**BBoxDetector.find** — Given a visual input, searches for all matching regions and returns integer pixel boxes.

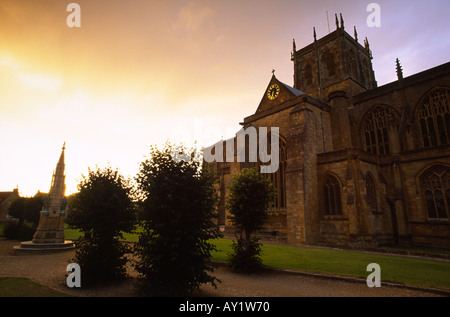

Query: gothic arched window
[265,136,287,210]
[304,63,313,86]
[323,174,342,216]
[421,165,450,219]
[348,49,357,78]
[322,50,336,77]
[418,89,450,148]
[364,106,397,155]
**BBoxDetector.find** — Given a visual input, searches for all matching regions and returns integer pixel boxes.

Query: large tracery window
[421,165,450,219]
[364,106,397,155]
[323,174,342,216]
[418,89,450,148]
[265,136,287,210]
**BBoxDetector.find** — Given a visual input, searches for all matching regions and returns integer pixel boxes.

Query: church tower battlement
[291,13,377,99]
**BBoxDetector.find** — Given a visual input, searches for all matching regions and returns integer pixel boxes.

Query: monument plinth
[14,143,74,253]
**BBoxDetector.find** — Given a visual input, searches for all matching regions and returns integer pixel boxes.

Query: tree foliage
[226,167,273,240]
[67,166,135,286]
[4,194,44,240]
[226,167,273,272]
[7,197,26,224]
[7,195,43,227]
[134,143,221,296]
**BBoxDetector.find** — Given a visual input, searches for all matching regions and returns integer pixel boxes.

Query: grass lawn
[59,226,450,291]
[212,239,450,291]
[63,225,140,242]
[0,277,72,297]
[1,225,449,295]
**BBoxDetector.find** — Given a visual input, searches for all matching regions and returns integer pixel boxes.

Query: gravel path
[0,238,446,297]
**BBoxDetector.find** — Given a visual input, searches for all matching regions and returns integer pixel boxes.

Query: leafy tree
[7,197,27,224]
[4,194,44,240]
[67,166,135,287]
[7,195,43,227]
[25,194,44,228]
[134,143,221,296]
[226,167,274,273]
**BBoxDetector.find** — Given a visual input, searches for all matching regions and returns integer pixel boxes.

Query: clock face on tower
[267,84,280,100]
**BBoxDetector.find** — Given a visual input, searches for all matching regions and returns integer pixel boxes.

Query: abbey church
[210,16,450,248]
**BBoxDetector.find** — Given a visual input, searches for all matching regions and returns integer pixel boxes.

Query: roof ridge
[277,79,304,97]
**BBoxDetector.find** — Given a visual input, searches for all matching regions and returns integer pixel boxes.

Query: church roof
[0,192,14,200]
[252,74,320,116]
[0,189,19,203]
[254,75,306,114]
[279,81,305,97]
[242,74,329,125]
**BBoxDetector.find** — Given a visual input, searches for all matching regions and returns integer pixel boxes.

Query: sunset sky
[1,0,449,197]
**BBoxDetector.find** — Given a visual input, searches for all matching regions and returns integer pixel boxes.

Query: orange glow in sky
[1,0,449,196]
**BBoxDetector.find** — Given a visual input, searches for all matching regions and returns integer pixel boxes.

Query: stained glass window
[364,106,396,155]
[265,137,287,210]
[421,165,450,219]
[323,174,342,216]
[418,89,450,148]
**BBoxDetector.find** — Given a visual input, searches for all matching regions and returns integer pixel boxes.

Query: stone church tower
[210,15,450,249]
[293,15,376,96]
[291,15,376,152]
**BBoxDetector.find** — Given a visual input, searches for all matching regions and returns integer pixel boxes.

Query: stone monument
[15,143,74,253]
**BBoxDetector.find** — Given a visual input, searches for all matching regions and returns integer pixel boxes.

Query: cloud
[174,2,215,33]
[0,53,20,70]
[0,53,63,91]
[16,72,62,91]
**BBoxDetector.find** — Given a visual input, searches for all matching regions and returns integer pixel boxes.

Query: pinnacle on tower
[364,37,369,49]
[396,58,403,80]
[364,37,373,59]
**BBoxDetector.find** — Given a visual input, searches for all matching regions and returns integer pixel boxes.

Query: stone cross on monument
[15,143,74,253]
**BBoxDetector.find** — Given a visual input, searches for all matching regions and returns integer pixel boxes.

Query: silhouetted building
[0,188,19,222]
[211,16,450,248]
